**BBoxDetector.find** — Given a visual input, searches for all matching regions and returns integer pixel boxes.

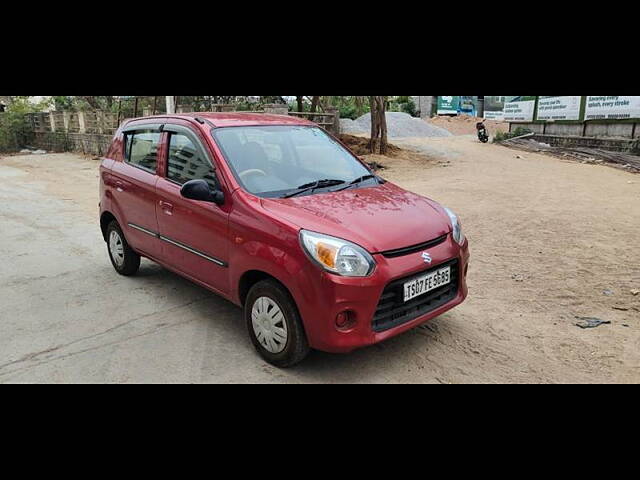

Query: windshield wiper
[331,174,380,192]
[282,179,346,198]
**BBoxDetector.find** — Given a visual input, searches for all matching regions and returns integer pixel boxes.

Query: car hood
[260,182,451,253]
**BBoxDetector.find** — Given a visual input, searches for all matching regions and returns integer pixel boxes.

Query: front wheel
[245,279,310,367]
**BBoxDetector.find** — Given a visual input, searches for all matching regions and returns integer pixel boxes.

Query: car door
[110,124,162,259]
[155,123,230,295]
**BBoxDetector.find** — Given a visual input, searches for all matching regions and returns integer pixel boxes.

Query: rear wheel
[245,279,310,367]
[106,221,140,276]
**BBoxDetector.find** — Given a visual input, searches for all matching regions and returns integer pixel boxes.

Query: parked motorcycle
[476,121,489,143]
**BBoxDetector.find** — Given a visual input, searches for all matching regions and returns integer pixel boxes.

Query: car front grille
[372,258,459,333]
[379,233,448,258]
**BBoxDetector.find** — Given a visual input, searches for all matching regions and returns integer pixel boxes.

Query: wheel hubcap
[109,230,125,267]
[251,296,288,354]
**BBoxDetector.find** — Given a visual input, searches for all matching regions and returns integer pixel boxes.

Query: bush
[493,127,532,143]
[339,104,362,120]
[0,112,32,152]
[493,130,508,142]
[400,99,417,117]
[0,97,49,152]
[388,97,419,117]
[388,96,418,117]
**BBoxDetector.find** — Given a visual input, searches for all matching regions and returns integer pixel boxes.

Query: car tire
[245,279,310,367]
[106,220,140,276]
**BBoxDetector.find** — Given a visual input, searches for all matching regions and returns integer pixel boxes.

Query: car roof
[126,112,316,128]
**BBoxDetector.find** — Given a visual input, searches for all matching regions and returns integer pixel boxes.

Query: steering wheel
[239,169,267,180]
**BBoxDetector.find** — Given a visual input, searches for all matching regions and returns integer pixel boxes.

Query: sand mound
[427,115,510,136]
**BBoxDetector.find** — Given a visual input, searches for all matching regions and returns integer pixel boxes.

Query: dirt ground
[1,137,639,383]
[338,133,433,170]
[338,134,402,157]
[427,115,510,137]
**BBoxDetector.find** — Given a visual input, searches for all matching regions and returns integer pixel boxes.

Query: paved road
[1,140,639,383]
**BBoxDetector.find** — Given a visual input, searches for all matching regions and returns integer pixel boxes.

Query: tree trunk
[355,96,364,117]
[310,96,320,113]
[369,96,379,153]
[368,96,388,154]
[378,96,388,155]
[296,96,304,112]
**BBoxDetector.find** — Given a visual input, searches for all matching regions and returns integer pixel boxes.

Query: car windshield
[212,125,373,198]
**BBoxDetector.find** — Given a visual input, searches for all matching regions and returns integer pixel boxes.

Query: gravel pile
[340,112,452,139]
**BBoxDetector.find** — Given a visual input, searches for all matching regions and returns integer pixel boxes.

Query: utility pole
[165,96,175,114]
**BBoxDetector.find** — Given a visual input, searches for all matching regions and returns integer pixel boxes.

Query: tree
[0,96,50,152]
[309,96,320,113]
[354,96,367,117]
[369,96,388,154]
[77,96,116,110]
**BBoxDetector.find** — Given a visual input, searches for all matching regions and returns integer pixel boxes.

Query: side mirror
[180,179,224,205]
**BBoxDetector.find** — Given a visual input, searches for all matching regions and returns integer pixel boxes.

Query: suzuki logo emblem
[421,252,432,264]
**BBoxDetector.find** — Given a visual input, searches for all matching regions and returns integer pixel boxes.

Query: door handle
[115,181,125,192]
[159,201,173,215]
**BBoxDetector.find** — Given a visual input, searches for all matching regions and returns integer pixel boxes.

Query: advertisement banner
[437,96,459,115]
[504,99,535,122]
[585,96,640,120]
[459,96,476,116]
[537,96,582,121]
[484,96,509,120]
[484,110,504,120]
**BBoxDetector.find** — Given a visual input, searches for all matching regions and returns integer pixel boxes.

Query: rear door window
[124,130,160,172]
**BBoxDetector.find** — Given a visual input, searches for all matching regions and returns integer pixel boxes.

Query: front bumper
[294,234,470,353]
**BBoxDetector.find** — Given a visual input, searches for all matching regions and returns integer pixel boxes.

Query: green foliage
[0,112,29,151]
[4,96,52,114]
[52,96,76,111]
[400,99,417,116]
[324,96,370,119]
[493,130,508,142]
[389,96,417,117]
[337,103,363,120]
[0,97,50,152]
[493,127,532,142]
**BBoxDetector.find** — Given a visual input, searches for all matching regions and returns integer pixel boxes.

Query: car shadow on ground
[136,261,445,383]
[292,329,444,382]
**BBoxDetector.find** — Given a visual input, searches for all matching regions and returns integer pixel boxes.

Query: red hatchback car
[99,113,469,366]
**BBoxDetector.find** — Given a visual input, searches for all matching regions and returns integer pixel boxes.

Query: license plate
[403,266,451,302]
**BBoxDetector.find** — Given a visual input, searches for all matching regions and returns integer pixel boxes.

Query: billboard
[437,96,460,114]
[484,96,508,120]
[504,97,536,122]
[585,96,640,120]
[459,96,476,116]
[537,96,582,121]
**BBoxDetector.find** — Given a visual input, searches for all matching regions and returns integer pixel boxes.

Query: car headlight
[299,230,375,277]
[444,207,465,245]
